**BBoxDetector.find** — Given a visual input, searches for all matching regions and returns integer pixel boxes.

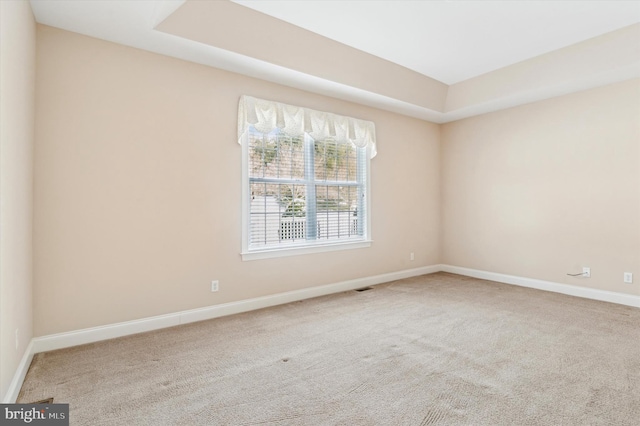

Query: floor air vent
[355,287,373,292]
[31,398,54,404]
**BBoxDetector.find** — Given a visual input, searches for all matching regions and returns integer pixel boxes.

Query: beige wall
[442,79,640,296]
[31,23,640,340]
[34,26,441,336]
[0,0,36,401]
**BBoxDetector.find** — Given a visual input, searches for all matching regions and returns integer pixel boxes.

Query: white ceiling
[233,0,640,85]
[29,0,640,122]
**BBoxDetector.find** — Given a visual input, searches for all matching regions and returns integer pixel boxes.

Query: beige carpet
[18,273,640,425]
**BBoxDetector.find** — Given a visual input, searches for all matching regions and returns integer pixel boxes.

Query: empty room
[1,0,639,424]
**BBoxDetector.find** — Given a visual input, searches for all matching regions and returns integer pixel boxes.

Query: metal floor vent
[31,398,54,404]
[354,287,373,292]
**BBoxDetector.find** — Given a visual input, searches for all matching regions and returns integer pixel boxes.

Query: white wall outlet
[211,280,219,292]
[582,267,591,278]
[410,252,415,261]
[15,329,19,350]
[623,272,633,284]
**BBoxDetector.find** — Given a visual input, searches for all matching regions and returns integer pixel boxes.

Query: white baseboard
[32,264,441,355]
[441,264,640,308]
[3,340,34,403]
[9,263,637,403]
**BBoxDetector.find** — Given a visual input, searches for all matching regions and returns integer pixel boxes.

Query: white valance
[238,96,377,158]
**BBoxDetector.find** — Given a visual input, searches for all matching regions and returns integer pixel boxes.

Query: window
[238,96,376,260]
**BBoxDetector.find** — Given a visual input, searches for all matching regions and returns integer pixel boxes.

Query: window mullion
[304,134,317,240]
[356,147,366,237]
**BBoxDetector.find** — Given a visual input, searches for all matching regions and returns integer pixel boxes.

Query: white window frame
[241,130,372,261]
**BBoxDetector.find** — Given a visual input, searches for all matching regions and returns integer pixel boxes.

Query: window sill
[241,240,372,261]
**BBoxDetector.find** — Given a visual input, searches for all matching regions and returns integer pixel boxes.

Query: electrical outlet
[582,267,591,278]
[624,272,633,284]
[410,252,415,261]
[211,280,219,292]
